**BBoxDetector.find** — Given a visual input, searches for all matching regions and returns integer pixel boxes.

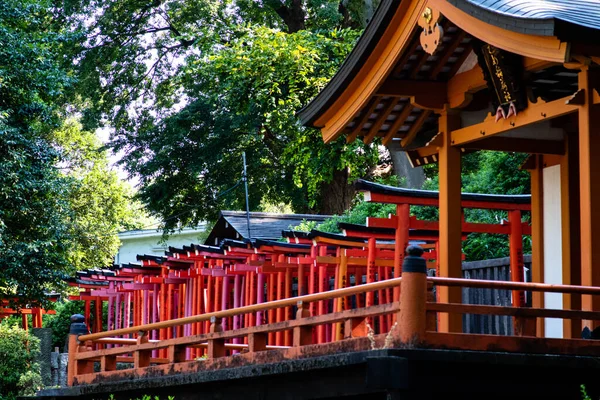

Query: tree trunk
[387,143,425,189]
[319,168,355,215]
[276,0,306,33]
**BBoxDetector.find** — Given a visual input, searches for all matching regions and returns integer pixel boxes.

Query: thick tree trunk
[319,168,355,215]
[276,0,306,33]
[387,143,425,189]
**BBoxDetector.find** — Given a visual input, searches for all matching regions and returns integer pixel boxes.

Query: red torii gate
[67,181,532,358]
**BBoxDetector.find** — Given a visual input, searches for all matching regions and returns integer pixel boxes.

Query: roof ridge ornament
[419,7,443,55]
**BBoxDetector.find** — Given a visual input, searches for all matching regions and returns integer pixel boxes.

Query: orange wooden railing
[67,273,600,386]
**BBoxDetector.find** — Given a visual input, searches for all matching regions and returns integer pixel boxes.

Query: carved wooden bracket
[418,7,443,55]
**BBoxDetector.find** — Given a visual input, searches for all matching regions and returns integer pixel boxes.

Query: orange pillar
[529,155,545,337]
[578,66,600,328]
[438,108,463,333]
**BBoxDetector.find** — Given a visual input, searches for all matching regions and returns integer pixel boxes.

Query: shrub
[43,300,85,351]
[0,323,42,400]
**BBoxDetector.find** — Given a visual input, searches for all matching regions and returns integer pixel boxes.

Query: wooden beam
[363,98,401,144]
[451,95,578,147]
[382,104,414,146]
[447,65,486,109]
[346,96,381,143]
[400,110,432,147]
[437,108,462,333]
[463,137,565,155]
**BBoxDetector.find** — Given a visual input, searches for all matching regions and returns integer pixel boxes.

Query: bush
[43,300,85,350]
[0,323,42,400]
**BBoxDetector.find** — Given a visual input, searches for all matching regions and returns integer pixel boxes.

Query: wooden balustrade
[68,275,600,387]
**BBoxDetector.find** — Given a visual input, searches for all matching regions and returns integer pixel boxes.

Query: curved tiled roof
[450,0,600,33]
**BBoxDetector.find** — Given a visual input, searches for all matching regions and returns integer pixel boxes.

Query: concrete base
[33,348,600,400]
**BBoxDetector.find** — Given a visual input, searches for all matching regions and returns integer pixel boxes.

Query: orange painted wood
[438,110,463,333]
[578,67,600,329]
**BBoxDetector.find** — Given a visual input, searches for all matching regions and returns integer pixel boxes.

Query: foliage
[51,119,147,271]
[0,0,74,307]
[0,126,74,305]
[63,0,380,232]
[293,176,400,233]
[0,323,42,400]
[43,300,84,350]
[0,0,142,306]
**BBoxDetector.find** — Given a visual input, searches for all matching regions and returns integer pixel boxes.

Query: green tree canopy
[0,0,142,305]
[65,0,382,232]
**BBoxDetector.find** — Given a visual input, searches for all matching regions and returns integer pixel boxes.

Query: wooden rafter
[429,31,467,79]
[382,104,414,146]
[346,96,381,143]
[376,79,446,97]
[445,42,474,79]
[363,98,401,144]
[400,110,432,148]
[391,32,421,77]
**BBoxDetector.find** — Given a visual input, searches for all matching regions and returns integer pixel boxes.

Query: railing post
[101,355,117,372]
[293,301,312,347]
[67,314,91,386]
[208,316,225,358]
[398,246,428,345]
[134,330,151,368]
[426,281,437,332]
[167,344,186,363]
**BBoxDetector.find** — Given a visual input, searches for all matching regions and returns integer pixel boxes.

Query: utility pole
[242,152,251,239]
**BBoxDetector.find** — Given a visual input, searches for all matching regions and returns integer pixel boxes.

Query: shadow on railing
[67,249,600,387]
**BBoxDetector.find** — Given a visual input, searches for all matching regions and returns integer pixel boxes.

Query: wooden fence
[460,255,532,335]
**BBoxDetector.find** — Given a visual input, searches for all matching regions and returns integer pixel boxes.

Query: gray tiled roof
[454,0,600,31]
[206,211,331,244]
[222,211,330,240]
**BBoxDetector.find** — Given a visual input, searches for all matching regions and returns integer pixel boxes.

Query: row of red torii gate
[68,179,531,359]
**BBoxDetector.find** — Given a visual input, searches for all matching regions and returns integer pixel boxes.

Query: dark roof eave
[297,0,401,127]
[355,179,531,204]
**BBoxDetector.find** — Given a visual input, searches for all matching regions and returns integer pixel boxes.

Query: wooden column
[529,155,545,337]
[561,132,581,338]
[578,66,600,328]
[438,109,462,333]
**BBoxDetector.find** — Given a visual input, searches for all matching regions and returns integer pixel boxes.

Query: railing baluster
[208,317,225,358]
[167,344,186,363]
[344,318,367,339]
[134,331,151,368]
[426,282,437,332]
[248,332,268,353]
[101,355,117,372]
[293,301,312,347]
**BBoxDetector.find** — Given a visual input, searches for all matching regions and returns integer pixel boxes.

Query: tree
[51,119,146,271]
[65,0,381,230]
[0,0,141,305]
[0,0,78,306]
